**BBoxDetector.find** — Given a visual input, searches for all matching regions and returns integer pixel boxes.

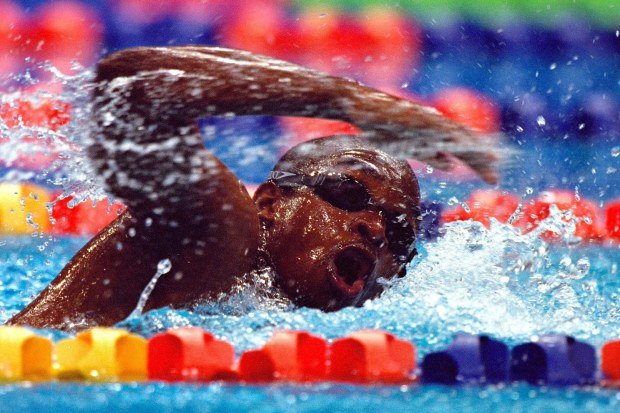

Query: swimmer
[8,46,499,330]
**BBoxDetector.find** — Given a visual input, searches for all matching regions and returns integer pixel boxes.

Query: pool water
[1,382,620,413]
[0,197,619,411]
[0,43,618,413]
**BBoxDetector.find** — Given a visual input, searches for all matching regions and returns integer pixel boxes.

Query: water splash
[113,206,619,355]
[125,258,172,321]
[0,64,106,205]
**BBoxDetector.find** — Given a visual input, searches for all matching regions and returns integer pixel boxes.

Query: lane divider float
[55,327,147,381]
[2,326,620,387]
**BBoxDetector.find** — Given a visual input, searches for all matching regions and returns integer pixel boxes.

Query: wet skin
[8,46,497,330]
[257,147,420,311]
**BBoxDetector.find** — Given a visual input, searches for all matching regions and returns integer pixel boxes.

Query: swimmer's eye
[313,175,371,212]
[269,171,371,211]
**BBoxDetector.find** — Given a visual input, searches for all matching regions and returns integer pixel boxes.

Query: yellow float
[55,327,147,381]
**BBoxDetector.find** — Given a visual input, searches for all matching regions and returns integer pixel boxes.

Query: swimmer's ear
[253,182,282,226]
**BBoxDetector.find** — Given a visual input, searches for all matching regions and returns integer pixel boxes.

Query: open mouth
[328,247,375,297]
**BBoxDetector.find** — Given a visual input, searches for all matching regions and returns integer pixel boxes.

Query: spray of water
[115,206,618,355]
[0,63,106,206]
[1,65,618,355]
[126,258,172,320]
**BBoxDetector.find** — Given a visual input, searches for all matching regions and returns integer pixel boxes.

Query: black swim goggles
[268,170,417,272]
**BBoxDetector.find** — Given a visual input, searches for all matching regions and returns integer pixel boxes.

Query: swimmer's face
[254,148,420,311]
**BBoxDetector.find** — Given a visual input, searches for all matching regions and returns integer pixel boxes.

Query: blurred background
[0,0,617,238]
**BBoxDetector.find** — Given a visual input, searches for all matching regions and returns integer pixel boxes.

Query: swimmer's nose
[352,215,386,249]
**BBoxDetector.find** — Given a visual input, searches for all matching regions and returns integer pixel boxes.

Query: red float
[0,96,72,170]
[0,97,70,131]
[297,7,421,88]
[329,330,415,383]
[601,340,620,382]
[221,4,421,89]
[238,349,276,382]
[431,87,501,134]
[50,194,125,236]
[148,327,236,382]
[26,1,103,73]
[0,0,24,76]
[521,190,604,241]
[238,330,328,382]
[219,0,296,61]
[442,189,521,228]
[605,200,620,241]
[280,117,360,148]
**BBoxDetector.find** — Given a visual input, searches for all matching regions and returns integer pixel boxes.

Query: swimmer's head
[253,135,420,311]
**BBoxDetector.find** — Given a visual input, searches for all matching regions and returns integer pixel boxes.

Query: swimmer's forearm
[94,46,498,183]
[95,46,350,124]
[94,46,434,128]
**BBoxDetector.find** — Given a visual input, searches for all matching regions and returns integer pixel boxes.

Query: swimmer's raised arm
[93,46,499,186]
[9,45,498,330]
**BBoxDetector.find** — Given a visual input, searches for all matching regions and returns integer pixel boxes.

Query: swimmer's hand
[349,101,502,185]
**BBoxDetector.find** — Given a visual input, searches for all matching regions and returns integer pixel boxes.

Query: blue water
[1,217,619,411]
[1,382,620,413]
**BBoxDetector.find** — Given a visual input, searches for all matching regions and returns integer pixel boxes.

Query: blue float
[510,335,596,386]
[421,334,509,384]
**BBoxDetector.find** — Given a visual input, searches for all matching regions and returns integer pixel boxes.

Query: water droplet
[611,146,620,157]
[507,203,522,225]
[536,116,546,126]
[157,258,172,274]
[549,63,557,70]
[576,258,590,275]
[526,187,533,195]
